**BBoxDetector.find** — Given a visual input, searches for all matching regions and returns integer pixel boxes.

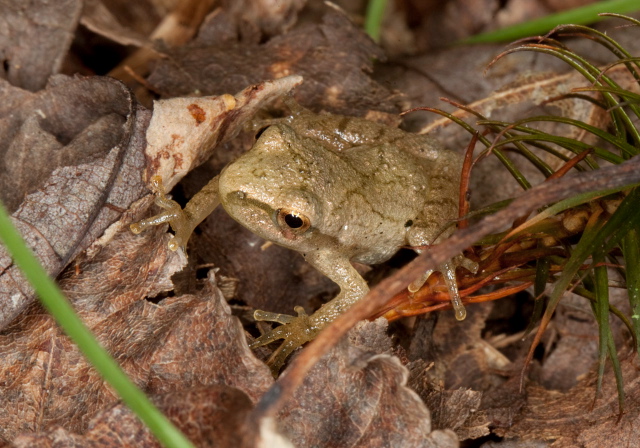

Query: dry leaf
[0,223,272,442]
[504,354,640,448]
[12,385,256,448]
[222,0,307,37]
[0,75,149,331]
[144,75,304,189]
[147,9,402,118]
[275,320,458,448]
[80,0,151,48]
[0,0,82,91]
[420,384,489,440]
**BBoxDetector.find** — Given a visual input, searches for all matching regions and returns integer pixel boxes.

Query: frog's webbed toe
[250,306,320,373]
[408,254,478,321]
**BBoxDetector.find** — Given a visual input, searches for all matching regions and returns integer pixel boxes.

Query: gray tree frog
[131,99,477,371]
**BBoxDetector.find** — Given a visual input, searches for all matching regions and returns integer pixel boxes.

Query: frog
[131,98,477,371]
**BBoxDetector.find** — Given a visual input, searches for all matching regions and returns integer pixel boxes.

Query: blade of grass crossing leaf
[0,201,195,448]
[494,134,625,164]
[552,25,640,82]
[622,228,640,356]
[547,50,640,144]
[460,0,640,44]
[601,189,640,254]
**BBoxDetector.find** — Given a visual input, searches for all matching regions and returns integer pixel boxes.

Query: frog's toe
[409,254,478,321]
[130,176,195,250]
[250,306,319,372]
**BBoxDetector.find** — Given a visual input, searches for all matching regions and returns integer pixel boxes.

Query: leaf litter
[1,1,640,447]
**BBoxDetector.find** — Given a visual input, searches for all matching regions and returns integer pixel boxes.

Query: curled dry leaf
[273,320,458,448]
[144,75,304,189]
[12,385,255,448]
[148,9,401,118]
[223,0,307,37]
[0,0,82,92]
[0,223,272,442]
[80,0,152,48]
[504,354,640,448]
[0,75,149,331]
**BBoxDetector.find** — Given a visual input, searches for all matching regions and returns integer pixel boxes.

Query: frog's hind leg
[407,217,478,321]
[250,254,369,374]
[408,255,478,321]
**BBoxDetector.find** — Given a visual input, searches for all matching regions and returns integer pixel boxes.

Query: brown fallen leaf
[0,0,82,92]
[147,8,403,119]
[223,0,307,38]
[0,75,148,331]
[80,0,152,48]
[274,320,459,448]
[12,385,258,448]
[0,223,272,442]
[416,377,490,441]
[503,353,640,448]
[80,0,168,37]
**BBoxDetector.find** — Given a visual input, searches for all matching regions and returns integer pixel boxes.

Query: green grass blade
[489,133,625,164]
[550,25,640,80]
[507,187,639,244]
[523,256,551,338]
[623,228,640,356]
[545,188,640,315]
[460,0,640,44]
[491,44,639,139]
[592,253,611,395]
[573,286,637,344]
[499,115,639,158]
[415,107,533,189]
[591,254,626,411]
[606,322,626,412]
[545,187,640,322]
[365,0,388,42]
[0,202,195,448]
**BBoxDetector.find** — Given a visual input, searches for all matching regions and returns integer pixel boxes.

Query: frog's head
[218,124,327,251]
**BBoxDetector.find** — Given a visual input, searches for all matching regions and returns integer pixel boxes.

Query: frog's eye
[255,125,271,140]
[276,208,311,234]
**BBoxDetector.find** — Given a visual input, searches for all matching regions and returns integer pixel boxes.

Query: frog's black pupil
[284,213,304,228]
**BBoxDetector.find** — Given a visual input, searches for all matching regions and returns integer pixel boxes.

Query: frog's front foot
[250,306,321,373]
[408,255,478,321]
[130,176,193,251]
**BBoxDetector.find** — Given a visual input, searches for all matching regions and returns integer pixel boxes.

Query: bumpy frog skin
[131,100,476,371]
